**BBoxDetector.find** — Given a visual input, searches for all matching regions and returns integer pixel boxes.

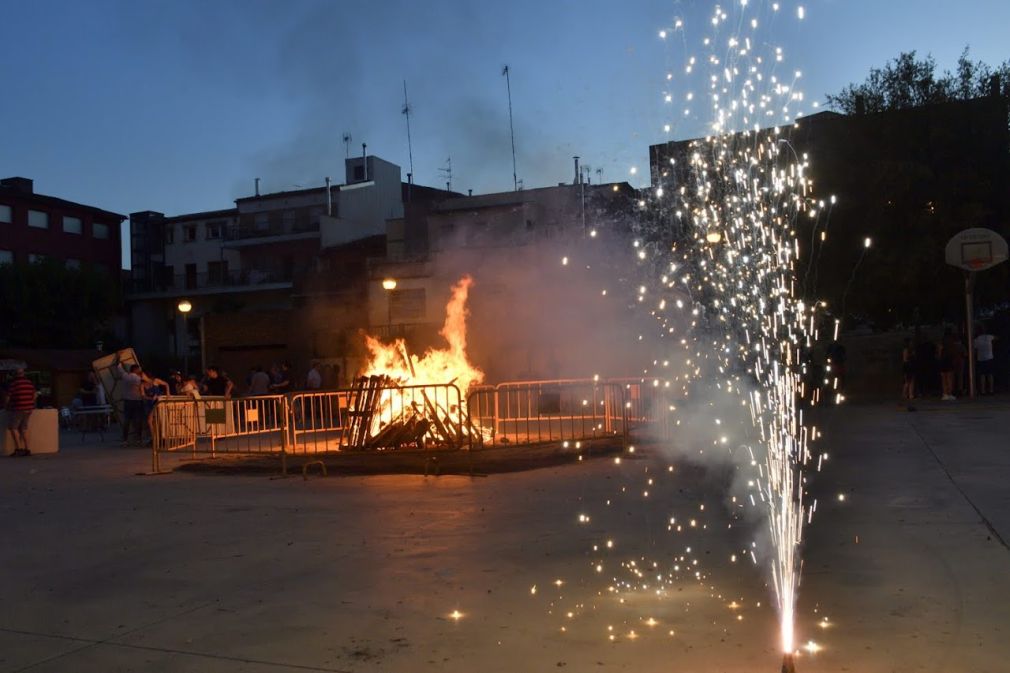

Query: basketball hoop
[945,228,1007,273]
[944,227,1008,401]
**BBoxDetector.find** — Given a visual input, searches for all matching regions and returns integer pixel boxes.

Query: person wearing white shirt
[973,325,997,395]
[305,362,322,390]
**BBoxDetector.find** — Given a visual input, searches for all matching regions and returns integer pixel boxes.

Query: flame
[363,275,484,392]
[360,275,484,442]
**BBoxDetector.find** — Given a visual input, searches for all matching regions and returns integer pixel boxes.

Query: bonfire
[354,276,484,449]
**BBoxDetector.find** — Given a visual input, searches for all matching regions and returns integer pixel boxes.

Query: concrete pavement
[1,400,1008,672]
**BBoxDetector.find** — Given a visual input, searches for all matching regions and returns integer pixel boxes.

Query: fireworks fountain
[636,3,835,668]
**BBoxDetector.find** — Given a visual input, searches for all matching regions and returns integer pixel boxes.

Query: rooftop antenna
[438,156,453,193]
[342,133,352,159]
[401,80,415,179]
[502,64,518,192]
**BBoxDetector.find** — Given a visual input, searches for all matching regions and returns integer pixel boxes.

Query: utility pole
[502,65,518,192]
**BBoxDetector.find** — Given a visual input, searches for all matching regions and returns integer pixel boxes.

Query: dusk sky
[3,0,1010,223]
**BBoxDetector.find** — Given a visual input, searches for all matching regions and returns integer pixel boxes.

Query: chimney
[468,189,473,197]
[0,177,33,194]
[325,177,332,216]
[573,156,580,185]
[254,177,260,196]
[990,74,1002,98]
[361,143,368,180]
[855,95,866,116]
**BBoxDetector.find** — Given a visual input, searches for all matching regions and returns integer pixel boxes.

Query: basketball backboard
[945,228,1008,272]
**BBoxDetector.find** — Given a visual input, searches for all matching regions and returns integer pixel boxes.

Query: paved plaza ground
[2,400,1009,672]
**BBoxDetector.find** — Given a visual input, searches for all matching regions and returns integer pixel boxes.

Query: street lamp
[381,279,397,337]
[177,299,193,374]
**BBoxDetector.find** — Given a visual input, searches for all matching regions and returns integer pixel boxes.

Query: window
[63,216,82,234]
[0,250,12,265]
[28,253,47,264]
[165,226,175,244]
[93,222,110,239]
[207,260,229,284]
[206,221,223,239]
[390,288,427,321]
[28,210,49,229]
[0,205,11,224]
[65,258,81,270]
[183,224,197,242]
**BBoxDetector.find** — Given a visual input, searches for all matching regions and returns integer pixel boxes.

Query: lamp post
[177,299,193,374]
[381,279,397,337]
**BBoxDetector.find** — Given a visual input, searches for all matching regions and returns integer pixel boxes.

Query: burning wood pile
[355,276,484,450]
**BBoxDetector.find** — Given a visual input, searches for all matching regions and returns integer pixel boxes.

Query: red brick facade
[0,178,124,270]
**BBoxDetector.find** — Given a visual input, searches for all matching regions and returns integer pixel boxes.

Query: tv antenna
[401,80,415,178]
[439,156,453,192]
[342,133,352,159]
[502,64,518,192]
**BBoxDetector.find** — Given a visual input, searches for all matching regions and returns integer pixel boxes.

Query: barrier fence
[150,395,289,474]
[466,379,630,448]
[286,383,465,455]
[150,378,669,474]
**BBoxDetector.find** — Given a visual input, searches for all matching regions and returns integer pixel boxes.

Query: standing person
[269,361,292,394]
[974,324,997,395]
[115,358,146,446]
[6,368,36,457]
[305,361,322,391]
[201,366,234,399]
[246,366,271,396]
[142,372,170,442]
[167,371,184,396]
[180,374,200,398]
[901,338,916,402]
[303,360,324,427]
[939,330,957,401]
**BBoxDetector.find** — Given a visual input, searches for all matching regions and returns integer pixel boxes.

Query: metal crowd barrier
[151,378,665,474]
[287,383,465,455]
[466,379,630,448]
[150,395,290,474]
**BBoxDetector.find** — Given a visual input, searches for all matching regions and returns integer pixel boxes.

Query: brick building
[0,177,124,271]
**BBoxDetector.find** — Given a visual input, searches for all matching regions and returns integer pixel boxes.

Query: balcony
[223,220,321,246]
[127,268,295,298]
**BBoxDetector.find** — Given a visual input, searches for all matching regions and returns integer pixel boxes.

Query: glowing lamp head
[382,278,397,291]
[177,300,193,314]
[706,231,723,244]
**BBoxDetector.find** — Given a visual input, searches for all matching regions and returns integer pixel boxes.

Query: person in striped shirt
[6,368,36,457]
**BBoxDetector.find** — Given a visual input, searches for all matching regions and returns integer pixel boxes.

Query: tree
[817,48,1010,328]
[0,259,121,348]
[826,48,1010,114]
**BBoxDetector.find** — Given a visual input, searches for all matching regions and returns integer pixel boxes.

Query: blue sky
[2,0,1009,223]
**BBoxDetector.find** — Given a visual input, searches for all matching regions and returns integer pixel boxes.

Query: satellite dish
[944,227,1008,272]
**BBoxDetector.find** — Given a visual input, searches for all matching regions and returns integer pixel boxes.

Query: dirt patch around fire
[172,437,634,477]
